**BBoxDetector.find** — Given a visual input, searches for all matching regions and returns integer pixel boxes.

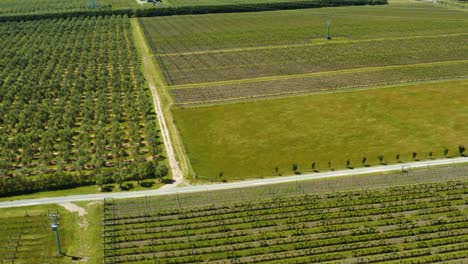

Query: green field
[143,5,468,53]
[0,16,168,196]
[0,203,103,264]
[136,0,468,180]
[173,80,468,179]
[103,179,468,263]
[140,1,468,104]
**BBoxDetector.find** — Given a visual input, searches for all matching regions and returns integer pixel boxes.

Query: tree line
[0,0,388,22]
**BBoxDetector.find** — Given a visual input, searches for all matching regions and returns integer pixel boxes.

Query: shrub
[459,145,466,156]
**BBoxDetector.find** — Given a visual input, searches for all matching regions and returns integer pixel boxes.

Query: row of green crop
[107,199,465,245]
[107,227,468,263]
[109,215,468,254]
[105,180,466,220]
[106,193,464,233]
[106,218,468,262]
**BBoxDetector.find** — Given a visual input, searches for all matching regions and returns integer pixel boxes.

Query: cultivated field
[0,207,74,264]
[140,2,468,104]
[137,0,468,180]
[103,179,468,263]
[0,16,166,196]
[0,213,52,263]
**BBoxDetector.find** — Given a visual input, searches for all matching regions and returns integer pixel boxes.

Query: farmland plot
[172,60,468,105]
[0,212,60,263]
[137,1,468,180]
[140,2,468,103]
[159,34,468,85]
[173,81,468,179]
[0,16,164,196]
[103,179,468,263]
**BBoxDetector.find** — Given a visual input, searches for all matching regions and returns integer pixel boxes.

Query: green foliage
[378,155,384,164]
[459,145,466,156]
[0,16,162,196]
[292,164,298,172]
[0,0,142,17]
[155,164,169,180]
[0,0,387,21]
[0,172,94,197]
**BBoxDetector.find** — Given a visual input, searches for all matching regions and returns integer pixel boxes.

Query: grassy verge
[0,202,103,263]
[131,17,194,179]
[173,80,468,180]
[0,180,164,202]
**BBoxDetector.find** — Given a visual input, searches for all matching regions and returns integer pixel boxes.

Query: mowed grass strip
[171,60,468,105]
[173,80,468,180]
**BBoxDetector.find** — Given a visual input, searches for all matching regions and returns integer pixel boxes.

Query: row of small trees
[286,145,466,174]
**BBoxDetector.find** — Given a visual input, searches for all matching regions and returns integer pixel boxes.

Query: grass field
[0,203,103,264]
[173,80,468,179]
[103,179,468,263]
[140,1,468,103]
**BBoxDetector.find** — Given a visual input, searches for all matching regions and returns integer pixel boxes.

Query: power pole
[48,210,63,256]
[326,18,332,40]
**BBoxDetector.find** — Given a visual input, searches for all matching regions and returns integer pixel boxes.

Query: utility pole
[326,18,332,40]
[48,210,63,256]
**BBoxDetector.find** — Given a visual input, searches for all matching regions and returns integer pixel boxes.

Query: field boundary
[1,157,468,208]
[131,18,194,183]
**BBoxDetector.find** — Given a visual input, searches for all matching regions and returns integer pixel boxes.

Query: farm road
[1,157,467,208]
[131,18,184,188]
